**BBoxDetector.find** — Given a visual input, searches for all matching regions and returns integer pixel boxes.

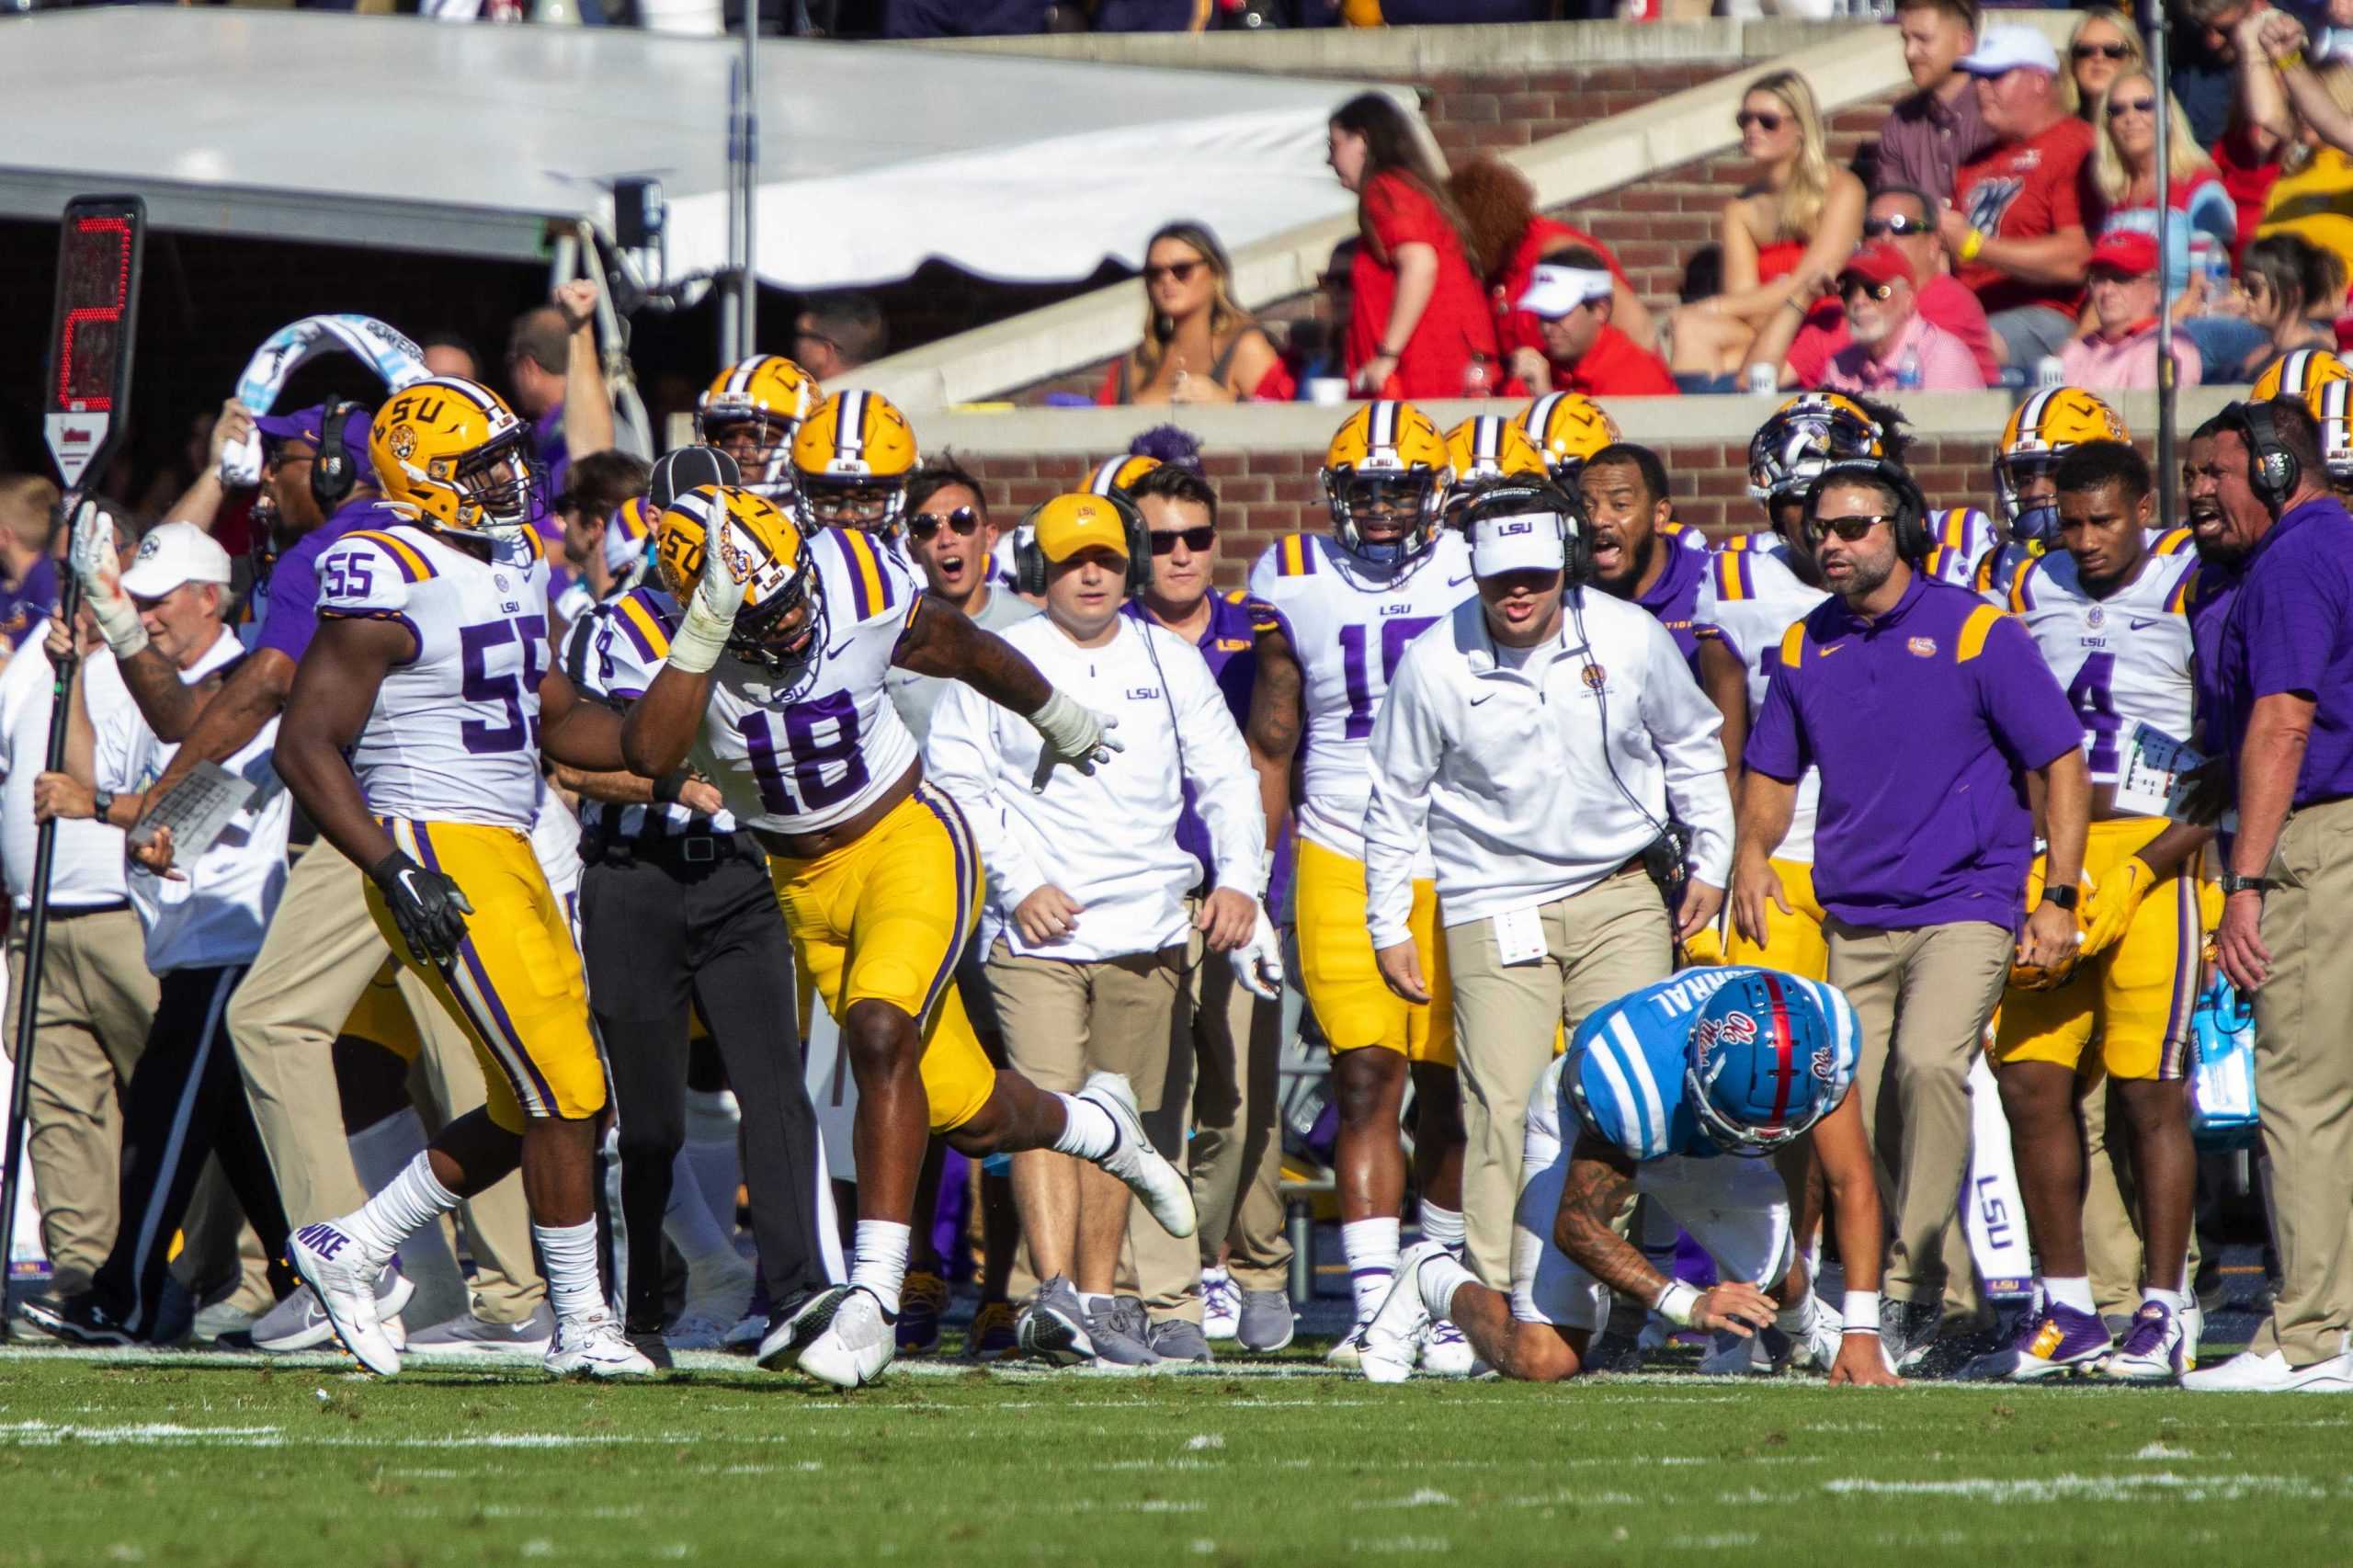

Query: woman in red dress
[1327,92,1502,398]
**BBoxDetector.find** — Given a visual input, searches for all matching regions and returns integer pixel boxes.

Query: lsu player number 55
[619,485,1196,1389]
[273,376,651,1381]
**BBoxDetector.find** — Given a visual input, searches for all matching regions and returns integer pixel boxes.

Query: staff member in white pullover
[927,492,1279,1369]
[1364,483,1734,1291]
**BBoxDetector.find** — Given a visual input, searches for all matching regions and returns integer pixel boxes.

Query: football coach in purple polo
[1733,455,2089,1374]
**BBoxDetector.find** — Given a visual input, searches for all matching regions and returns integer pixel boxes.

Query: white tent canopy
[0,9,1387,290]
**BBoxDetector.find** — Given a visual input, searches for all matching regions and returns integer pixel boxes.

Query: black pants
[90,964,292,1335]
[581,838,832,1333]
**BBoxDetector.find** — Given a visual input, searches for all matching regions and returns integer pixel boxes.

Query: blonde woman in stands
[1665,69,1866,392]
[1326,91,1502,399]
[1098,222,1294,406]
[2063,6,2143,119]
[1450,154,1654,395]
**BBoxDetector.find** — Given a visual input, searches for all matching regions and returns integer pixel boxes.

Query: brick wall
[952,431,2008,593]
[1417,61,1748,162]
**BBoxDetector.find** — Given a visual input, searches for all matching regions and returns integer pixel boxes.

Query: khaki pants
[1443,867,1672,1290]
[1827,917,2013,1310]
[5,907,157,1297]
[2250,796,2353,1365]
[225,843,541,1321]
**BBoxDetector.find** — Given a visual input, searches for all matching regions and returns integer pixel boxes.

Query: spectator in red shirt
[1097,222,1292,405]
[1937,26,2097,368]
[1516,253,1679,397]
[1326,92,1501,399]
[1450,154,1654,395]
[1880,0,1995,210]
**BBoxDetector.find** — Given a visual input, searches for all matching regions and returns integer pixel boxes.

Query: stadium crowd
[3,6,2353,1399]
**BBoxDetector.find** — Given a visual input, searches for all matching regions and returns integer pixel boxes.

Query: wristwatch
[90,789,113,823]
[2040,883,2079,911]
[2220,873,2274,896]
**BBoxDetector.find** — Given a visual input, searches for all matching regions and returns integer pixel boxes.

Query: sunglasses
[1149,525,1216,555]
[1839,278,1898,301]
[1862,214,1931,238]
[2107,96,2158,119]
[1735,109,1785,131]
[2074,41,2134,61]
[1143,260,1205,285]
[1810,514,1892,543]
[907,506,982,541]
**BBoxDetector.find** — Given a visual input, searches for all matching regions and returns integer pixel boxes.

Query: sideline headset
[1806,455,1930,562]
[1012,491,1154,599]
[312,399,365,514]
[1454,479,1592,586]
[2219,399,2302,514]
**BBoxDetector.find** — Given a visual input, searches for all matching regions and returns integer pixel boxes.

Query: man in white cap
[1360,482,1733,1305]
[22,521,300,1345]
[1936,22,2096,367]
[1514,248,1678,398]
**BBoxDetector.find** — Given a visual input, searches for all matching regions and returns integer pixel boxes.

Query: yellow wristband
[1960,227,1986,264]
[2281,48,2307,73]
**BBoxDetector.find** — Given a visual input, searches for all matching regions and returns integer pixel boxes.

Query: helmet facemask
[796,474,907,539]
[1324,469,1442,566]
[702,408,799,501]
[729,551,827,694]
[1994,450,2064,546]
[446,427,538,542]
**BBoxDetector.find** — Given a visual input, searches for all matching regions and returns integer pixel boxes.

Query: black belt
[581,828,757,871]
[49,899,132,921]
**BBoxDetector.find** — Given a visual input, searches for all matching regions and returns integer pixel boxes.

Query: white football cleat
[404,1302,554,1360]
[252,1266,415,1355]
[544,1310,656,1379]
[287,1222,402,1377]
[2185,1347,2353,1392]
[1417,1318,1479,1377]
[1201,1267,1241,1342]
[790,1286,897,1389]
[1077,1073,1196,1239]
[2098,1301,2191,1382]
[1358,1240,1448,1383]
[1325,1322,1372,1371]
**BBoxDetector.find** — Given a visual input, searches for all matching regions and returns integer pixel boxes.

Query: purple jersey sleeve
[1744,654,1808,782]
[254,544,327,662]
[1975,612,2086,771]
[2242,539,2350,702]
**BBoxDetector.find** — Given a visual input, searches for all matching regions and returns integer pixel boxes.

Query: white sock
[337,1152,460,1267]
[850,1220,911,1316]
[1418,1199,1466,1257]
[535,1219,604,1324]
[1342,1217,1402,1323]
[1415,1250,1476,1324]
[1082,1291,1116,1314]
[682,1089,742,1231]
[347,1108,427,1194]
[662,1147,741,1277]
[2043,1275,2096,1315]
[2143,1284,2193,1313]
[1051,1094,1119,1161]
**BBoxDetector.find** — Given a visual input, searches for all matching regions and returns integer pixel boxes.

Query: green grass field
[4,1347,2349,1567]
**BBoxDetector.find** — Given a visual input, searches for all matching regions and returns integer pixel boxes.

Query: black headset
[312,399,365,514]
[1455,480,1592,585]
[1806,455,1931,562]
[2222,400,2302,514]
[1013,491,1154,599]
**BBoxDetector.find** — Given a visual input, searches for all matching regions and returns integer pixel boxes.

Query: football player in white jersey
[1984,439,2210,1381]
[273,377,654,1379]
[1245,401,1474,1369]
[696,355,821,506]
[620,484,1195,1389]
[1972,386,2131,604]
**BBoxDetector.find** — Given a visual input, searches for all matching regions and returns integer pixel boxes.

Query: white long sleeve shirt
[1362,590,1733,949]
[926,613,1266,963]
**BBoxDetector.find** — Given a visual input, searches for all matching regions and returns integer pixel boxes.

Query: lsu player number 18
[1246,400,1475,1369]
[619,484,1197,1390]
[271,376,654,1381]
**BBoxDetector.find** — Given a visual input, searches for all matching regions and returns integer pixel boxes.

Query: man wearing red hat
[2059,232,2205,391]
[1818,243,1988,393]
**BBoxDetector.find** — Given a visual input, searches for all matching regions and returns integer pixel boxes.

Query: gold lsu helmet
[1444,415,1547,491]
[790,389,920,538]
[697,356,822,498]
[369,376,537,541]
[2252,347,2351,403]
[1084,454,1162,501]
[1747,392,1883,503]
[1512,392,1620,485]
[1321,399,1453,564]
[1995,386,2130,542]
[2311,379,2353,484]
[654,485,825,682]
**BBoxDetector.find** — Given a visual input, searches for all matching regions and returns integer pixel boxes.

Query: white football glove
[666,520,753,675]
[70,501,146,659]
[1229,910,1286,1001]
[1025,688,1123,793]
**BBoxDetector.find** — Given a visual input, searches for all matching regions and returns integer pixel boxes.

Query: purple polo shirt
[2212,497,2353,805]
[1631,531,1711,673]
[1125,590,1271,896]
[2185,555,2244,758]
[0,557,58,649]
[1745,574,2082,933]
[254,495,404,663]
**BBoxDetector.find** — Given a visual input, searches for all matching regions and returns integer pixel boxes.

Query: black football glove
[369,849,474,967]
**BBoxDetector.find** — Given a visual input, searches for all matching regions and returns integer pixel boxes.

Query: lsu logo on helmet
[698,356,821,500]
[1746,392,1883,503]
[2252,347,2350,403]
[1320,400,1452,565]
[369,376,536,541]
[1444,415,1546,498]
[790,390,920,539]
[1512,392,1619,485]
[1995,386,2128,544]
[655,484,826,684]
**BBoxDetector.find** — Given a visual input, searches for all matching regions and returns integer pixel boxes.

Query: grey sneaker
[1147,1317,1213,1364]
[1016,1275,1095,1366]
[1236,1289,1296,1353]
[1881,1296,1940,1372]
[1085,1295,1164,1368]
